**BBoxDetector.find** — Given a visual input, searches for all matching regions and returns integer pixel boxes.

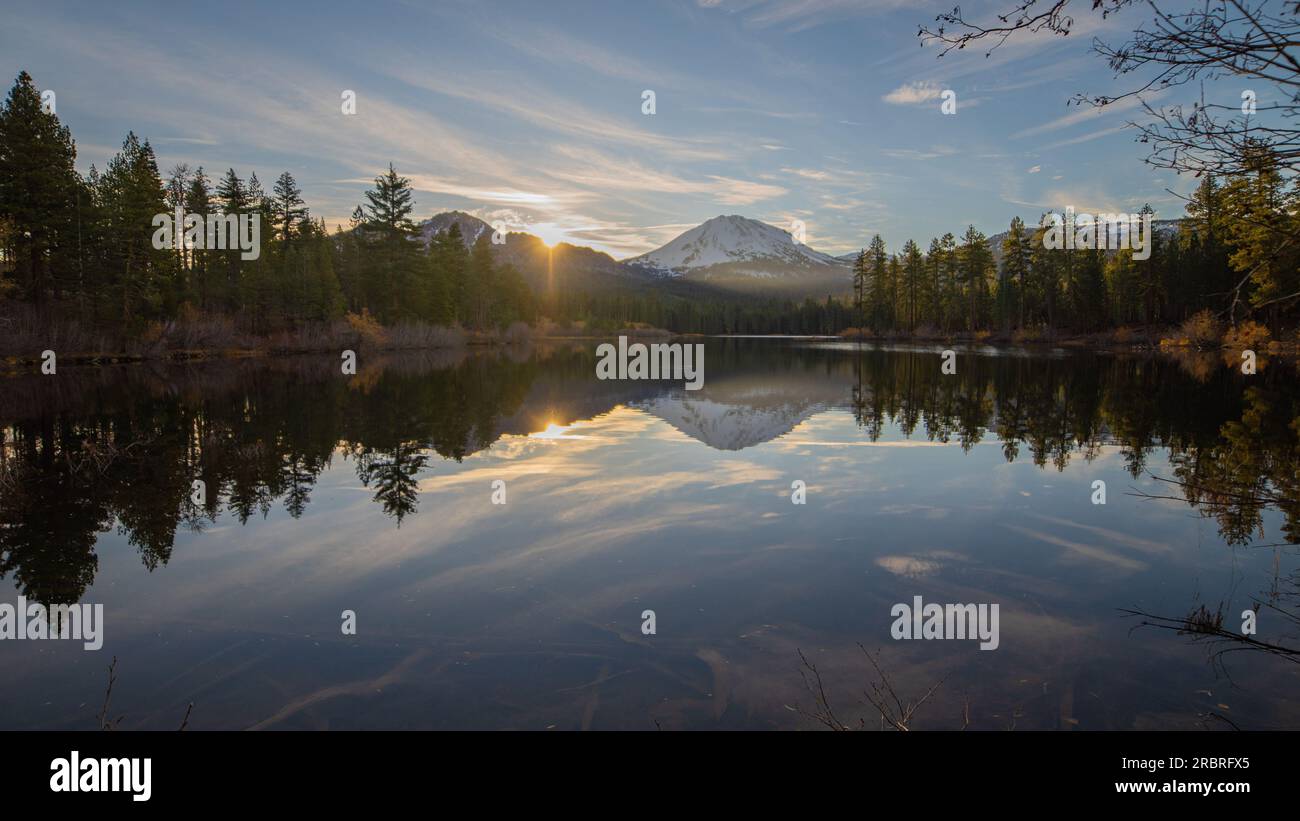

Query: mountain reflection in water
[0,339,1297,729]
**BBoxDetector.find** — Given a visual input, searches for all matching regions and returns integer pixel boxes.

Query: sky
[1,0,1223,258]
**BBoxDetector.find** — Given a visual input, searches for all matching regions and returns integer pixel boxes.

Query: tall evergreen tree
[865,234,888,330]
[98,132,168,325]
[900,239,923,332]
[957,225,992,331]
[0,71,81,305]
[1001,216,1032,329]
[851,248,867,328]
[360,164,419,321]
[272,171,307,245]
[183,166,211,310]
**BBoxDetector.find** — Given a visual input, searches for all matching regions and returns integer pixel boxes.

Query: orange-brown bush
[1177,310,1222,349]
[1222,320,1271,351]
[345,309,387,349]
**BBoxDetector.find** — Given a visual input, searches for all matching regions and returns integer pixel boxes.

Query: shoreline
[4,332,1298,370]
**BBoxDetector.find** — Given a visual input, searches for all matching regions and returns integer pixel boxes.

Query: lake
[1,339,1297,730]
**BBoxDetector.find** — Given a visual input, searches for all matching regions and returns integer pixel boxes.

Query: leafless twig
[98,656,124,731]
[793,645,958,731]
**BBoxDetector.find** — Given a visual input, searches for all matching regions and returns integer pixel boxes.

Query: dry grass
[386,321,466,349]
[0,302,118,357]
[1110,326,1139,345]
[0,300,469,358]
[621,324,671,339]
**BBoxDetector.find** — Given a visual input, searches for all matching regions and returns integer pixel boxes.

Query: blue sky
[2,0,1214,257]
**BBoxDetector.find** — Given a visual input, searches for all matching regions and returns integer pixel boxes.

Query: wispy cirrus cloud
[880,145,958,161]
[1011,92,1163,139]
[545,146,788,206]
[379,64,733,162]
[702,0,917,32]
[1039,125,1132,150]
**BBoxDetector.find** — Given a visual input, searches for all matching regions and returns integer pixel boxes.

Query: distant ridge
[414,211,1190,301]
[417,212,657,296]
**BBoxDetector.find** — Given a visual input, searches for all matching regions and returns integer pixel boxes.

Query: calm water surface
[1,339,1297,729]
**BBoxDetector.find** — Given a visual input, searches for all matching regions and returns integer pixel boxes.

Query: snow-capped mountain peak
[626,215,842,276]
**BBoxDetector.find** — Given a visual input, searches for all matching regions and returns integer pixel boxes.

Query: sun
[529,223,569,248]
[530,421,585,440]
[531,422,569,439]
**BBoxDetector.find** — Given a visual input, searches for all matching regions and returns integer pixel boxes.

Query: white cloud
[883,81,944,105]
[782,167,834,181]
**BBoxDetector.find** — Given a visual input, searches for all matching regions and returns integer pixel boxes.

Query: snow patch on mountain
[418,211,491,247]
[634,395,825,450]
[626,215,844,277]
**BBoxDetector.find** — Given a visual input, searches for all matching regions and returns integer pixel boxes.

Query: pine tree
[465,233,496,329]
[1001,216,1032,329]
[0,71,81,304]
[305,218,343,321]
[360,163,419,321]
[213,168,248,312]
[183,166,211,310]
[851,248,868,328]
[1029,218,1059,331]
[900,239,924,332]
[1223,144,1299,327]
[925,237,943,330]
[242,172,275,329]
[886,254,902,331]
[938,233,958,332]
[272,171,307,246]
[99,132,167,325]
[437,222,470,325]
[363,164,415,233]
[865,234,888,330]
[957,225,992,331]
[164,163,190,247]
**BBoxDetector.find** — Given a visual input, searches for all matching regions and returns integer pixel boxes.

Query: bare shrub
[501,321,532,345]
[794,645,966,731]
[164,313,246,350]
[1178,310,1222,349]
